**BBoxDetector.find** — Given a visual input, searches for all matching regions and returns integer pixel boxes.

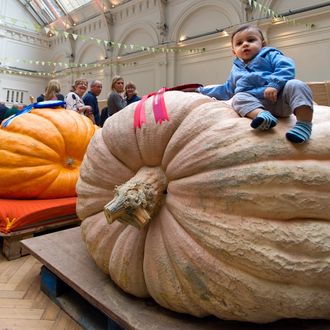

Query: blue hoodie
[197,47,295,100]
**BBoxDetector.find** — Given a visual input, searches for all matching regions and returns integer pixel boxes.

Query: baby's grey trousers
[232,79,314,117]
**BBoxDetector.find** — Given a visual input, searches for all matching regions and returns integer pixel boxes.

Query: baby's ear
[262,40,267,47]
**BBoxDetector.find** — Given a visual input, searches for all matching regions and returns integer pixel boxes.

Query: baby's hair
[231,24,265,44]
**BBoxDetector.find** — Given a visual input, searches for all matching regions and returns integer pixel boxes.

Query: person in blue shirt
[83,80,102,126]
[197,24,313,144]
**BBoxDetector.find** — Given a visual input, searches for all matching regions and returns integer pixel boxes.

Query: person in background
[125,81,141,105]
[197,24,313,144]
[101,75,126,127]
[36,90,45,103]
[65,78,94,122]
[44,79,65,101]
[83,80,102,126]
[107,75,126,116]
[36,79,64,102]
[0,101,9,122]
[3,103,20,120]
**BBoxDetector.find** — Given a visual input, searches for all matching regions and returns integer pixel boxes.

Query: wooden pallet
[21,227,330,330]
[0,217,80,260]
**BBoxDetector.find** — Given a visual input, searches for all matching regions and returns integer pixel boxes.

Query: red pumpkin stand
[0,197,80,260]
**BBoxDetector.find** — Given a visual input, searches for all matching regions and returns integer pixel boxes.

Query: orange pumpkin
[77,92,330,323]
[0,107,96,199]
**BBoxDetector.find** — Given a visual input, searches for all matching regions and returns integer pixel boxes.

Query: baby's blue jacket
[197,47,295,100]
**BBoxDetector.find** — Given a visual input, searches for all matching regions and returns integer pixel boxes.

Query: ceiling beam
[17,0,48,26]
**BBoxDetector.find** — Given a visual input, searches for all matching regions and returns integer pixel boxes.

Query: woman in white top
[65,78,94,122]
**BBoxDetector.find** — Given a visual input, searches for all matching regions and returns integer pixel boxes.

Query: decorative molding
[111,0,159,23]
[0,25,49,48]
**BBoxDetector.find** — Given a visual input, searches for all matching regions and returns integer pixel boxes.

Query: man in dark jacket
[83,80,102,126]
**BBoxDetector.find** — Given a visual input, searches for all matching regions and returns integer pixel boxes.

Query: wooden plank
[0,307,44,320]
[0,218,80,260]
[21,227,330,330]
[0,216,81,238]
[0,319,55,329]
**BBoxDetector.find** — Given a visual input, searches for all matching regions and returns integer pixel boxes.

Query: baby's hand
[264,87,278,103]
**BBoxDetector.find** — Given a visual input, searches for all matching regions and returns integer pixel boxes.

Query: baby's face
[232,28,265,63]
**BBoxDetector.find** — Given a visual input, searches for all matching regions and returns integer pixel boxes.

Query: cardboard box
[306,81,330,106]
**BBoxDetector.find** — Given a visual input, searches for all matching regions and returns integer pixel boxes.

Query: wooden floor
[0,248,82,330]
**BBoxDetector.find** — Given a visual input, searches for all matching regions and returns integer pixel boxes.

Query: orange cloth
[0,197,78,234]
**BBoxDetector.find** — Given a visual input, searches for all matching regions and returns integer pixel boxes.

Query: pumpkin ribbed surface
[0,108,96,199]
[77,91,330,323]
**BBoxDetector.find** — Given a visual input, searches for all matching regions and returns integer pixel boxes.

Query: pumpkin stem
[104,166,167,229]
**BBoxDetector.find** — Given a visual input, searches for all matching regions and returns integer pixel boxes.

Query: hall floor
[0,251,81,330]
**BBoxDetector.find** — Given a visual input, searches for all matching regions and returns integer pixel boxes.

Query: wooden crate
[307,81,330,106]
[0,217,80,260]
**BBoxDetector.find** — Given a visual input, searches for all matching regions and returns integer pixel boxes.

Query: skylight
[19,0,131,26]
[21,0,92,25]
[56,0,92,14]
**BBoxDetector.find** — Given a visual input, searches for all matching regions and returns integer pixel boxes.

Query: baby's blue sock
[286,121,312,144]
[250,111,278,130]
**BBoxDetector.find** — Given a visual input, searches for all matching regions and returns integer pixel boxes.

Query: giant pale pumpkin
[0,107,96,199]
[77,91,330,323]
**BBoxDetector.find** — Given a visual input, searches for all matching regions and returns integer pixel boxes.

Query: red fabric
[0,197,78,234]
[167,83,203,91]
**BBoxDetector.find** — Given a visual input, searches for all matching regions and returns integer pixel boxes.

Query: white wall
[0,0,50,104]
[0,0,330,106]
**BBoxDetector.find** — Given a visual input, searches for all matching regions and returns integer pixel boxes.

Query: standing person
[124,81,141,105]
[83,80,102,126]
[0,101,9,122]
[107,75,126,116]
[101,75,126,127]
[44,79,65,101]
[36,90,45,103]
[65,78,94,122]
[3,103,19,120]
[197,24,313,144]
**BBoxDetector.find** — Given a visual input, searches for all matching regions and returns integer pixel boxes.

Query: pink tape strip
[133,95,148,128]
[152,87,168,124]
[133,88,169,128]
